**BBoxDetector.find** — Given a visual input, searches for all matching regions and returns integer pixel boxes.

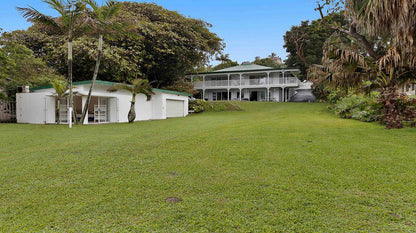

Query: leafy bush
[189,99,209,113]
[327,89,343,104]
[397,94,416,127]
[189,100,242,113]
[334,93,381,122]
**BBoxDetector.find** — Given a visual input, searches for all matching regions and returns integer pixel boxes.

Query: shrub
[189,100,242,113]
[334,93,381,122]
[397,94,416,127]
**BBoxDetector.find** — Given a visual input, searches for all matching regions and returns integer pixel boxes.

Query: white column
[281,87,285,102]
[282,72,286,84]
[266,88,269,102]
[267,72,270,85]
[203,75,206,88]
[239,89,242,101]
[227,89,230,101]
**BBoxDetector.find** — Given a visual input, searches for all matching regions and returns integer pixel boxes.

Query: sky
[0,0,321,64]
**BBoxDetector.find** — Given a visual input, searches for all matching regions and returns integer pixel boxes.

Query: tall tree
[17,0,88,128]
[284,13,345,79]
[108,79,154,123]
[313,0,416,129]
[80,0,121,125]
[0,41,62,100]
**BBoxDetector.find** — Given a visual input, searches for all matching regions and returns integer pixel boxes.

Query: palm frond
[43,0,65,16]
[16,6,60,31]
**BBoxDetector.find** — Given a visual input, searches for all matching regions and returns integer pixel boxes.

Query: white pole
[68,106,73,128]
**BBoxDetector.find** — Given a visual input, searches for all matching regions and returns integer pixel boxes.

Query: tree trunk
[81,34,103,125]
[128,101,136,123]
[380,86,403,129]
[68,40,74,128]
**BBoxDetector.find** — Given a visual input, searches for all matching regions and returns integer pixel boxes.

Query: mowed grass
[0,102,415,232]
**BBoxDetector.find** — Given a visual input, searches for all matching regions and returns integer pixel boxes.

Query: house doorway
[250,91,258,101]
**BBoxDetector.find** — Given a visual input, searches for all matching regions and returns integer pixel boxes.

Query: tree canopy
[283,12,345,79]
[0,38,63,100]
[3,2,223,90]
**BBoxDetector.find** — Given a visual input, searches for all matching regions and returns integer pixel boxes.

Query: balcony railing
[193,77,299,88]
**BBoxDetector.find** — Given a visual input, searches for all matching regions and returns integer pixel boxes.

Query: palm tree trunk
[128,93,136,123]
[380,86,403,129]
[68,40,74,128]
[128,101,136,123]
[81,34,103,125]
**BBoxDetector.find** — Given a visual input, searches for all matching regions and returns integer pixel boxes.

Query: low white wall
[16,93,55,124]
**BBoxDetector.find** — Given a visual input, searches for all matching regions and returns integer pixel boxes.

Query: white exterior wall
[16,93,55,124]
[151,92,165,119]
[271,88,281,102]
[18,83,189,124]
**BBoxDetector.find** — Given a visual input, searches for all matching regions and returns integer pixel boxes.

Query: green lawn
[0,102,415,232]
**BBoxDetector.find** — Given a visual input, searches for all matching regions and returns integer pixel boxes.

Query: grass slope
[0,102,415,232]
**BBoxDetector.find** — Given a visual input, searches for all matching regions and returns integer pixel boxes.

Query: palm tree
[108,79,154,123]
[17,0,88,128]
[215,53,231,64]
[80,0,121,125]
[268,52,277,61]
[313,0,416,128]
[51,79,69,124]
[344,0,416,129]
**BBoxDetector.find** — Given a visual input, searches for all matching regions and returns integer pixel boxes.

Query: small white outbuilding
[16,80,190,124]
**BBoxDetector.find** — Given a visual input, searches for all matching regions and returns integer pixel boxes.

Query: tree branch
[315,3,379,60]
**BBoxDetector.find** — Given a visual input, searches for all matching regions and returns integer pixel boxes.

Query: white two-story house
[186,63,307,102]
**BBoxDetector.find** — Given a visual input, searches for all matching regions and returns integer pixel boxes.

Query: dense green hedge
[189,100,242,113]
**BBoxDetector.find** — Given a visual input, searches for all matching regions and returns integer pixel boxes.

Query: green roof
[30,80,192,96]
[213,63,274,73]
[189,63,300,75]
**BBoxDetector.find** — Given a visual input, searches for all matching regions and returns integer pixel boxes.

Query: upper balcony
[193,77,299,89]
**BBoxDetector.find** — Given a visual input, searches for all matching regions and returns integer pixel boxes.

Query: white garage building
[16,80,190,124]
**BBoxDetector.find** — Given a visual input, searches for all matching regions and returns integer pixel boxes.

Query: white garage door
[166,99,184,118]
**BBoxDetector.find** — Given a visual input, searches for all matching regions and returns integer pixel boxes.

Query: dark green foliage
[211,60,239,71]
[164,78,197,96]
[0,41,62,100]
[397,94,416,127]
[7,2,223,87]
[283,13,345,79]
[189,99,241,113]
[117,2,223,87]
[333,93,381,122]
[252,57,284,69]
